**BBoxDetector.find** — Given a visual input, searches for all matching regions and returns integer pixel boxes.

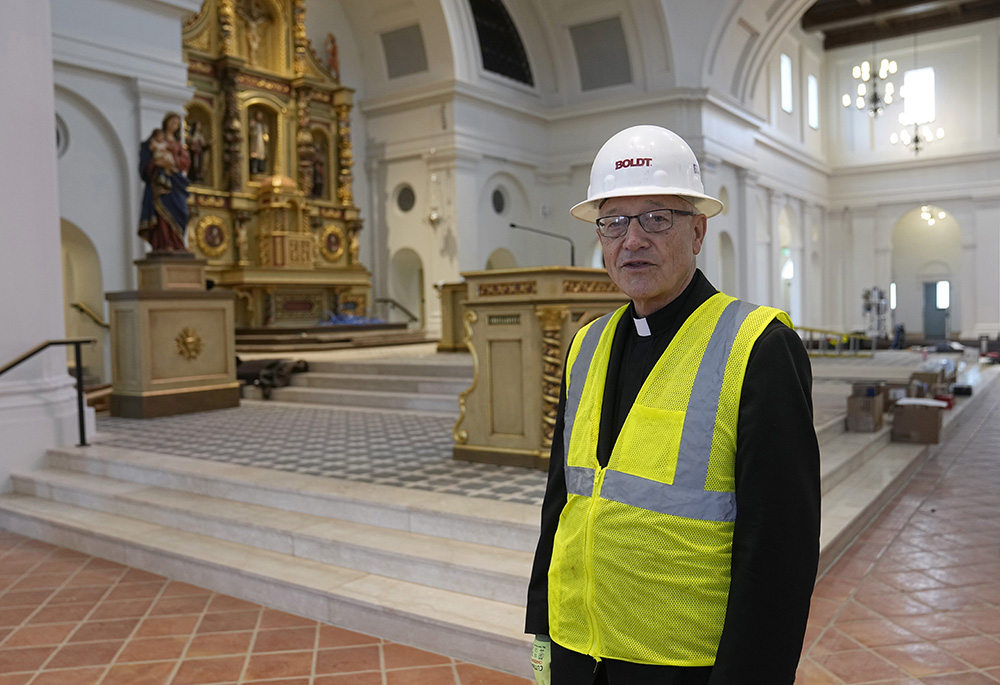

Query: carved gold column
[221,67,242,192]
[335,102,354,207]
[452,310,479,445]
[295,85,314,196]
[537,306,568,450]
[219,0,236,57]
[292,0,308,78]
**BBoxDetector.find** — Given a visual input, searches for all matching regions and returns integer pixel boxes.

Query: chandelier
[842,47,897,117]
[891,123,944,154]
[919,205,946,227]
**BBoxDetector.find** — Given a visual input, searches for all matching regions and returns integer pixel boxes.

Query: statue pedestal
[107,254,239,418]
[452,267,627,469]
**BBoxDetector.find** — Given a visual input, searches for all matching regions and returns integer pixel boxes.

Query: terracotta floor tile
[259,608,317,629]
[0,590,54,608]
[920,673,1000,684]
[148,595,210,616]
[951,606,1000,634]
[794,658,842,684]
[455,663,533,684]
[90,597,155,619]
[0,608,33,627]
[835,618,922,648]
[207,594,260,613]
[28,602,94,624]
[807,627,865,657]
[855,590,937,617]
[161,581,213,597]
[101,660,176,685]
[197,609,261,634]
[65,570,125,587]
[1,622,75,647]
[891,613,981,641]
[7,573,70,591]
[815,649,907,683]
[0,673,32,685]
[185,630,254,658]
[314,673,383,685]
[318,624,381,648]
[922,565,996,588]
[242,650,313,680]
[386,665,458,684]
[69,617,139,642]
[910,588,984,612]
[384,643,452,669]
[874,571,949,593]
[253,626,318,653]
[120,569,165,583]
[171,656,245,685]
[47,639,123,668]
[115,635,188,662]
[31,667,104,684]
[134,614,200,637]
[242,679,310,685]
[812,575,856,602]
[315,645,381,674]
[0,646,55,673]
[47,586,107,605]
[938,634,1000,668]
[875,642,975,676]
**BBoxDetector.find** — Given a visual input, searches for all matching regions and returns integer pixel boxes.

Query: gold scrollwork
[452,310,479,445]
[175,327,204,360]
[195,216,229,258]
[318,224,345,261]
[477,281,537,297]
[536,307,568,448]
[563,280,620,294]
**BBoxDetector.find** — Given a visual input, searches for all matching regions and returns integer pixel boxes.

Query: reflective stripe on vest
[563,299,755,522]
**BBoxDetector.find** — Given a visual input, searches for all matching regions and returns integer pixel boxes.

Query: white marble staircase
[244,357,473,414]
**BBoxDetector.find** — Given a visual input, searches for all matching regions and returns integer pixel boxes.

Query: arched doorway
[388,248,424,328]
[778,206,802,324]
[61,219,108,384]
[891,205,961,341]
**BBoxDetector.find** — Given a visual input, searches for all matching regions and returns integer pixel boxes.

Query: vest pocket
[612,404,684,481]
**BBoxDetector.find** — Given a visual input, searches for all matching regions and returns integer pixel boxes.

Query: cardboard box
[892,398,946,444]
[852,382,880,397]
[911,370,944,387]
[847,394,884,432]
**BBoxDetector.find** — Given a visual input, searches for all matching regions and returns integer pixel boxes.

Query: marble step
[10,467,532,605]
[41,445,540,553]
[291,372,471,395]
[0,495,532,677]
[305,358,473,379]
[266,386,460,413]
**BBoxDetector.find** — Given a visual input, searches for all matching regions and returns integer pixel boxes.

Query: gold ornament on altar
[319,224,345,261]
[195,216,229,257]
[175,328,204,360]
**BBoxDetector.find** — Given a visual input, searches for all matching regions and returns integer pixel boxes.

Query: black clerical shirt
[525,270,820,684]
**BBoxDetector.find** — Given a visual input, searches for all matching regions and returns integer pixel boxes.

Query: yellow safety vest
[548,293,791,665]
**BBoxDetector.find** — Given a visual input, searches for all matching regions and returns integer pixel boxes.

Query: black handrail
[375,297,419,323]
[509,223,576,266]
[0,338,96,447]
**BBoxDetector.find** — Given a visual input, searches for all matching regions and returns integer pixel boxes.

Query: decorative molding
[452,310,479,445]
[318,224,345,262]
[477,281,537,297]
[174,327,204,360]
[536,306,568,449]
[194,215,229,258]
[562,280,620,294]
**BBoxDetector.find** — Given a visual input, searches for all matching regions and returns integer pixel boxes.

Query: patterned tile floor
[97,404,548,507]
[0,534,531,684]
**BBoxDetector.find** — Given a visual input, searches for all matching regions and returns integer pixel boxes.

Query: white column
[0,1,88,490]
[971,199,1000,339]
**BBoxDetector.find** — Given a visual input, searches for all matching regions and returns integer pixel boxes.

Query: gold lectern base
[453,444,549,470]
[110,384,240,419]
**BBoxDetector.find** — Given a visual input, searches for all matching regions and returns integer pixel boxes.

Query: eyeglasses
[595,208,696,238]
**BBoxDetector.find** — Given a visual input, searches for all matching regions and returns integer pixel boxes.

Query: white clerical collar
[633,316,651,337]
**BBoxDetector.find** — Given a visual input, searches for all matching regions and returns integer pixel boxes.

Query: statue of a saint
[186,120,210,184]
[312,144,325,198]
[237,0,269,66]
[249,111,269,176]
[324,33,340,80]
[138,112,191,252]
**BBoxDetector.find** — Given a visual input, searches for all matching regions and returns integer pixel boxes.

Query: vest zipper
[584,466,605,661]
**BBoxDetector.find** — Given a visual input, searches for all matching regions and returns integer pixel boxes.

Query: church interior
[2,0,1000,682]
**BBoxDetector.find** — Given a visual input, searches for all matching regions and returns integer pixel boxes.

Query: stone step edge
[292,372,472,387]
[277,385,463,401]
[305,361,473,378]
[11,468,531,605]
[0,495,532,676]
[45,445,539,553]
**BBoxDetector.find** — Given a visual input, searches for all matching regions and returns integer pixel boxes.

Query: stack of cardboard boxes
[844,364,958,444]
[846,382,885,433]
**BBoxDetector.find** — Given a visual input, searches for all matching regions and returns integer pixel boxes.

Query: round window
[397,185,416,213]
[491,188,506,215]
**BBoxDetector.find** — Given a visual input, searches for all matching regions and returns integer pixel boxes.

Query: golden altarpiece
[181,0,368,328]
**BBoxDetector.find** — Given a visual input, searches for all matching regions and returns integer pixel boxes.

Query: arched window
[468,0,533,86]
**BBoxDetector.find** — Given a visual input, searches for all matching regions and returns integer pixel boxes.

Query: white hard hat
[570,125,724,222]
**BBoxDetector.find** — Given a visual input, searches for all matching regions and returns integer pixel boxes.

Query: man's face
[598,194,706,317]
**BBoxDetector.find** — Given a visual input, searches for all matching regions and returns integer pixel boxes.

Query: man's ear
[691,214,707,255]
